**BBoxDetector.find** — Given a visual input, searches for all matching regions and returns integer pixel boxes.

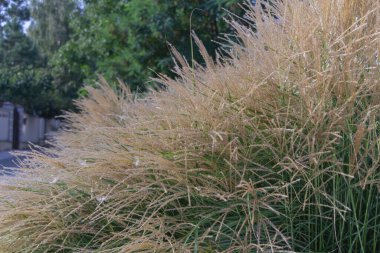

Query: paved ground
[0,151,22,176]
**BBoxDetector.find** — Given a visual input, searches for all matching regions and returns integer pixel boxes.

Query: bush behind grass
[0,0,380,252]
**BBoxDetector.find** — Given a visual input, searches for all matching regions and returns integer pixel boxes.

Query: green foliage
[0,22,40,67]
[0,67,65,117]
[0,0,29,24]
[1,0,244,117]
[52,0,242,91]
[0,0,61,117]
[29,0,77,58]
[0,0,35,66]
[0,0,79,117]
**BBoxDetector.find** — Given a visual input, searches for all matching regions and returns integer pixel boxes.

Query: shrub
[0,0,380,252]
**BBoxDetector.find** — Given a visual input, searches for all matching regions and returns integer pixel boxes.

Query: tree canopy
[0,0,57,117]
[29,0,76,58]
[0,0,244,117]
[51,0,243,91]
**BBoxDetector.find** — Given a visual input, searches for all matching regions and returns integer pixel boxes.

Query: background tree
[0,0,33,66]
[28,0,77,58]
[0,0,63,118]
[51,0,243,91]
[1,0,247,117]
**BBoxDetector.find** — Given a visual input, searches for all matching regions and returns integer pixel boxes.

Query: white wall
[0,103,60,151]
[0,109,9,141]
[21,115,46,143]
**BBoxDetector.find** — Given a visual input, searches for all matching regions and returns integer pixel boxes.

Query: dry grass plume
[0,0,380,252]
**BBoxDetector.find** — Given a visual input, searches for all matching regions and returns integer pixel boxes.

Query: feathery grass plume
[1,0,380,252]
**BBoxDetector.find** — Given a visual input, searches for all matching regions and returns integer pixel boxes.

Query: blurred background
[0,0,254,152]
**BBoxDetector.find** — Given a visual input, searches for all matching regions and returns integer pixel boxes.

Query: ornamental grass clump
[1,0,380,252]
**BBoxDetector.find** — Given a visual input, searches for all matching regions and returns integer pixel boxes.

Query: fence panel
[0,110,9,141]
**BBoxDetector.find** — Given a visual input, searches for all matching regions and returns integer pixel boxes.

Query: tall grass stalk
[0,0,380,252]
